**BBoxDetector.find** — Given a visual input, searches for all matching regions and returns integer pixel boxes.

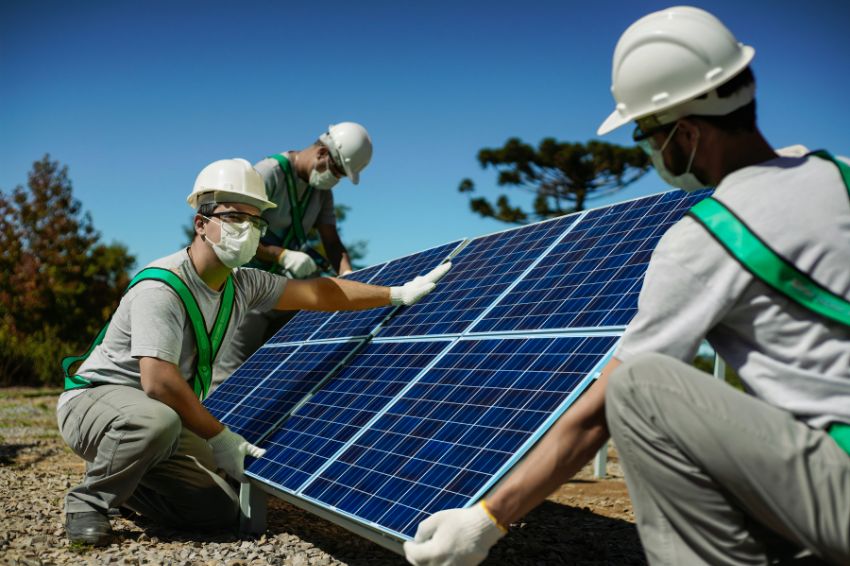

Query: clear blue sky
[2,0,848,270]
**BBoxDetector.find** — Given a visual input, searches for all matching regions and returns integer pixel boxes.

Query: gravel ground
[0,388,645,565]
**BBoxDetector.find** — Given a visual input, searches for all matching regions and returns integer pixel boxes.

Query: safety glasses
[205,212,269,236]
[634,121,680,155]
[632,121,676,143]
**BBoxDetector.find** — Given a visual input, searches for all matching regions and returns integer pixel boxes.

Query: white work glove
[207,427,266,483]
[278,249,317,278]
[404,502,507,566]
[390,262,452,306]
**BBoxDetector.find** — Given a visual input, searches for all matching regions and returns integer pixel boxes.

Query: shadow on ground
[0,442,37,465]
[263,498,646,566]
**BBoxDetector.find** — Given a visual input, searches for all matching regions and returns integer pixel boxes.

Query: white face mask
[206,218,260,269]
[309,165,340,191]
[640,121,708,192]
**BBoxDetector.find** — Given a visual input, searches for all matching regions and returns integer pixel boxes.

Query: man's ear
[194,214,207,239]
[677,118,702,149]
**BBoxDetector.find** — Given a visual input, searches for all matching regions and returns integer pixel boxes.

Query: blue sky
[2,0,849,270]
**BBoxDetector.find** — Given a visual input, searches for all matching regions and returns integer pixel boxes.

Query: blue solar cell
[205,345,299,422]
[266,263,388,345]
[376,216,578,338]
[472,190,709,333]
[247,340,451,492]
[309,241,462,341]
[297,335,618,538]
[218,341,360,444]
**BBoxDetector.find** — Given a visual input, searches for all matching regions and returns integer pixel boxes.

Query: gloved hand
[207,427,266,482]
[403,502,507,566]
[278,249,317,278]
[390,262,452,306]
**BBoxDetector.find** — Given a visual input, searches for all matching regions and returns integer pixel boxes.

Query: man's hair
[191,203,218,240]
[692,66,757,133]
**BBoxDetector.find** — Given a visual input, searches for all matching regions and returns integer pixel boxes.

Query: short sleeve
[129,285,186,364]
[615,222,744,363]
[237,268,288,312]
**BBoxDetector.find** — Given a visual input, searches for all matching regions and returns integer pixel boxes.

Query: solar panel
[291,335,617,538]
[205,345,300,422]
[308,241,462,341]
[211,189,703,551]
[471,190,708,333]
[265,262,388,345]
[213,341,361,444]
[374,215,579,338]
[247,340,452,492]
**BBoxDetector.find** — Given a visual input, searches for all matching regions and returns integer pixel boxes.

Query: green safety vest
[687,150,850,454]
[269,153,313,250]
[246,153,318,275]
[61,267,235,401]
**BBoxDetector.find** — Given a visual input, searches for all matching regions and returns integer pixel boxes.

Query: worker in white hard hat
[213,122,373,387]
[57,157,449,546]
[405,6,850,566]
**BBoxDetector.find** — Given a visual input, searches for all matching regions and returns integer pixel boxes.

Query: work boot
[65,510,113,546]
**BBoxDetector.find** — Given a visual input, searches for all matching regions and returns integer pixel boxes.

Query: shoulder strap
[688,197,850,327]
[268,153,313,248]
[61,267,235,400]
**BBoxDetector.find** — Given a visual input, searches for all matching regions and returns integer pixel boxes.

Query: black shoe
[65,511,114,546]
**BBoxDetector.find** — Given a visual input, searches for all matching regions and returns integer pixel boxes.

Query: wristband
[479,500,509,534]
[277,249,287,263]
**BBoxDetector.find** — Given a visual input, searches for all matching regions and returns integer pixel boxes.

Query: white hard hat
[319,122,373,185]
[187,158,276,211]
[598,6,755,135]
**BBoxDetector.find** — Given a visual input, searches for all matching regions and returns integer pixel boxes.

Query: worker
[214,122,373,386]
[57,157,449,546]
[404,6,849,565]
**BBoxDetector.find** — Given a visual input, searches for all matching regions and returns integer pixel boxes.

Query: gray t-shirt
[59,249,285,406]
[256,151,337,247]
[616,154,850,428]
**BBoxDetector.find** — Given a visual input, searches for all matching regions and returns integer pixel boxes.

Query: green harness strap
[268,153,314,249]
[61,267,235,401]
[687,150,850,454]
[688,150,850,328]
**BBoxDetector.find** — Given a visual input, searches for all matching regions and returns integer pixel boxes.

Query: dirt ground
[0,387,645,565]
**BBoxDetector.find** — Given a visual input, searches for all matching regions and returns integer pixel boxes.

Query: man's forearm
[275,277,390,311]
[254,243,283,265]
[140,358,224,439]
[336,252,353,276]
[322,236,350,275]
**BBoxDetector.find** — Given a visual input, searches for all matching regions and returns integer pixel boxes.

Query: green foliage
[693,355,745,391]
[460,138,651,223]
[0,155,135,385]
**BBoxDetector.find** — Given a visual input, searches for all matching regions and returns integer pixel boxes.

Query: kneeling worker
[58,157,449,546]
[404,6,849,565]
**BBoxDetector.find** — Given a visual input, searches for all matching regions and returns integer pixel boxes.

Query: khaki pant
[606,353,850,565]
[57,385,239,529]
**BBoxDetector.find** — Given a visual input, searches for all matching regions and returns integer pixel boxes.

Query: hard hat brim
[194,190,277,212]
[597,109,631,136]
